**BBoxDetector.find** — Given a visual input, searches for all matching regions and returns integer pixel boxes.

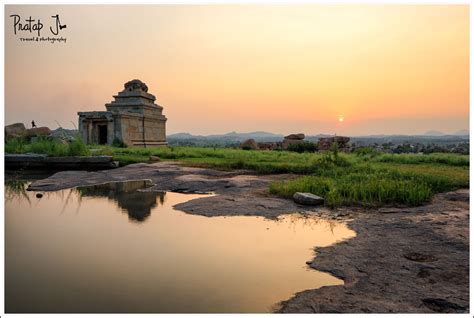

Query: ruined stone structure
[282,133,305,149]
[78,80,167,147]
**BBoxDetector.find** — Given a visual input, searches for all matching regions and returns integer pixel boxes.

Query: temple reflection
[75,180,165,222]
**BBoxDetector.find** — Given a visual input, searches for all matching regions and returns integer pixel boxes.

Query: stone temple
[78,79,167,147]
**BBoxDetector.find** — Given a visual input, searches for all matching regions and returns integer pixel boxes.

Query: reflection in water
[5,178,30,204]
[6,178,355,313]
[77,181,165,222]
[272,212,338,234]
[6,179,165,222]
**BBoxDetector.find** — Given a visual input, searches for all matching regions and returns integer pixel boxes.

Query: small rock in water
[293,192,324,206]
[36,193,43,198]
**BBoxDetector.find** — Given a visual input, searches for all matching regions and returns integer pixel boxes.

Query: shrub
[5,137,27,154]
[112,138,127,148]
[68,138,90,156]
[29,137,69,156]
[316,147,351,168]
[355,146,380,157]
[287,141,317,153]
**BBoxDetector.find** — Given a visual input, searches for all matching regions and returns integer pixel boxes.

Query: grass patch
[269,162,467,207]
[94,145,338,173]
[5,137,90,156]
[374,153,469,167]
[270,173,433,207]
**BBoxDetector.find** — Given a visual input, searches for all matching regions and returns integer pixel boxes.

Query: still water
[5,179,355,313]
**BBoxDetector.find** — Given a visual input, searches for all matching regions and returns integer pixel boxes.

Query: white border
[1,1,472,318]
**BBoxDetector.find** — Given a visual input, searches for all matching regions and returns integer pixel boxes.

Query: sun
[338,116,344,122]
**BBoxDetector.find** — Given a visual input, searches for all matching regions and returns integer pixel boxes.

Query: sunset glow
[5,5,469,135]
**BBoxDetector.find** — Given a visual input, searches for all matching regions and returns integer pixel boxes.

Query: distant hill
[167,130,469,147]
[167,132,203,139]
[210,131,284,139]
[168,131,283,141]
[453,129,469,136]
[424,130,445,136]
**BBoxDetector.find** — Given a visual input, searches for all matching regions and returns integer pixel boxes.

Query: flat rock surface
[26,162,469,313]
[278,189,469,313]
[27,162,310,218]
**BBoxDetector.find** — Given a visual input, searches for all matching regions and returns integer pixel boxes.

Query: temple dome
[123,79,148,93]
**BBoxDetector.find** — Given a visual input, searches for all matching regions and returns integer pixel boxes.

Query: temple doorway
[98,125,108,144]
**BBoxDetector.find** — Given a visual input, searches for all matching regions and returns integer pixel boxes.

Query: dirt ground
[27,162,470,313]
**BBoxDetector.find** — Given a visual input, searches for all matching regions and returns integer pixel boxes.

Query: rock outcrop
[5,123,27,139]
[26,127,52,137]
[5,123,53,140]
[240,139,259,150]
[293,192,325,205]
[317,136,350,151]
[285,133,305,140]
[282,133,305,149]
[257,142,280,150]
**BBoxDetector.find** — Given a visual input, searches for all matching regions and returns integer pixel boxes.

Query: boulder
[284,133,305,140]
[282,139,304,150]
[318,136,351,151]
[26,127,52,137]
[257,142,278,150]
[5,123,27,139]
[240,139,259,150]
[149,155,161,162]
[51,128,78,141]
[293,192,325,206]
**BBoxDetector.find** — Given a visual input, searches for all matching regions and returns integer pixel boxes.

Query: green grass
[269,163,467,207]
[373,153,469,166]
[95,145,468,207]
[94,145,333,173]
[5,140,469,207]
[5,137,90,156]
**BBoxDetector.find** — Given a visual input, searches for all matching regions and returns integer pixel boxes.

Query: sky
[5,5,469,136]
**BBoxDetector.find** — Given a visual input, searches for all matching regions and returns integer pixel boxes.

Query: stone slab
[5,154,118,170]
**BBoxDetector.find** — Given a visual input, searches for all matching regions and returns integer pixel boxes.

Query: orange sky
[5,5,469,135]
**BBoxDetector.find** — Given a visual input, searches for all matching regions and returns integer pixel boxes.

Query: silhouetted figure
[31,120,36,128]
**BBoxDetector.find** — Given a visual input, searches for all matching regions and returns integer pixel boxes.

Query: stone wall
[115,114,166,147]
